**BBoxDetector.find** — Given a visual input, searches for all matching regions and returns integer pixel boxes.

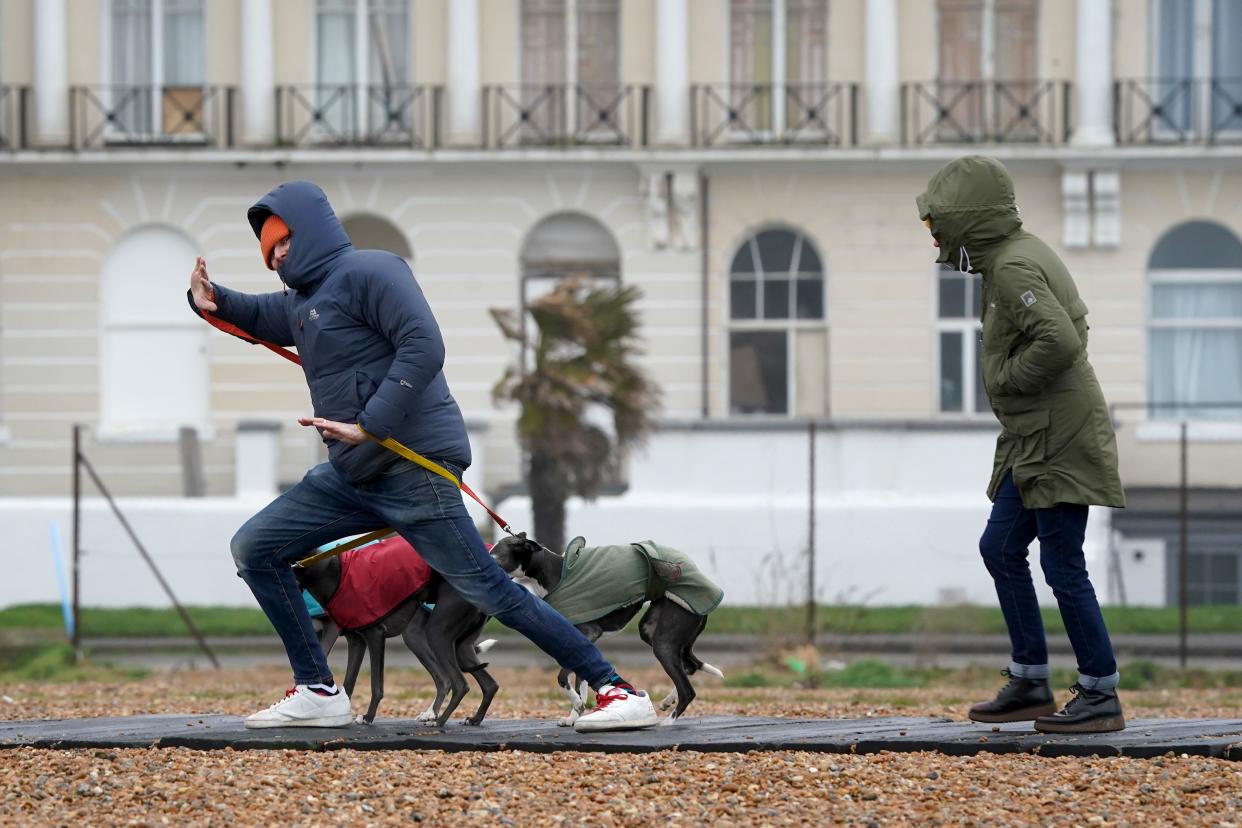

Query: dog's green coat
[543,537,724,625]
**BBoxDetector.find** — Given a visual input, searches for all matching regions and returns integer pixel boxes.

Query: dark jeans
[230,461,615,687]
[979,471,1118,687]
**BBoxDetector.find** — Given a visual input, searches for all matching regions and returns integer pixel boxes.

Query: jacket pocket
[1005,409,1050,478]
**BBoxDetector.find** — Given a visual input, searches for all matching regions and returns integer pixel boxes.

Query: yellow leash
[293,426,513,568]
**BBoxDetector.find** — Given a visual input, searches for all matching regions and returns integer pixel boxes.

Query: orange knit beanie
[260,214,290,269]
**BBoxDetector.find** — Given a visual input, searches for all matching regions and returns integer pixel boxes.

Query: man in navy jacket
[189,181,657,731]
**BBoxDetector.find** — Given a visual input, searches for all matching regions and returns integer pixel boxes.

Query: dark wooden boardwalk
[3,715,1242,760]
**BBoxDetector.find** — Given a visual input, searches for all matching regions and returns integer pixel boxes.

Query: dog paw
[557,712,580,727]
[354,714,373,725]
[415,707,438,723]
[658,691,678,711]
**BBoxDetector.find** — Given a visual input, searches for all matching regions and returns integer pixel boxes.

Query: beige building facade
[1,0,1241,606]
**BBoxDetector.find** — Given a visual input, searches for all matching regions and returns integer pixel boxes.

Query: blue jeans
[979,471,1119,689]
[230,461,615,687]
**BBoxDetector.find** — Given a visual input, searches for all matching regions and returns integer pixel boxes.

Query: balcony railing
[276,84,440,148]
[0,86,25,150]
[691,83,858,146]
[482,84,648,148]
[901,80,1072,145]
[71,85,234,149]
[1115,78,1242,145]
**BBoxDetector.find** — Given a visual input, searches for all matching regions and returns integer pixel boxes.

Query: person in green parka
[917,156,1126,734]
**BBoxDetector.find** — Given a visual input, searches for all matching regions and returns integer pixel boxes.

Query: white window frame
[102,0,207,141]
[932,266,990,418]
[311,0,412,139]
[725,226,828,418]
[1140,267,1242,440]
[518,0,620,141]
[726,0,831,139]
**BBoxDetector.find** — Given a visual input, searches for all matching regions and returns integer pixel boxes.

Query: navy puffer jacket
[195,180,471,483]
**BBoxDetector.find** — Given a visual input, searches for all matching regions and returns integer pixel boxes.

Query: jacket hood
[916,156,1022,272]
[247,181,352,292]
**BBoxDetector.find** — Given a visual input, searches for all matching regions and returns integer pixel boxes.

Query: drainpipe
[700,172,710,419]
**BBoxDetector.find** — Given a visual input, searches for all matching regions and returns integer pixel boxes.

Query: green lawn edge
[4,603,1242,639]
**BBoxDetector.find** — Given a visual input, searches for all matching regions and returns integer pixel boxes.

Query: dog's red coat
[324,536,433,630]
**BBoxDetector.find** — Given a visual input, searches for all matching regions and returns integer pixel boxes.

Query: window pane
[112,0,153,133]
[794,328,828,416]
[763,277,791,319]
[1150,329,1242,418]
[795,278,823,319]
[368,0,410,88]
[937,0,982,82]
[796,238,823,273]
[1152,283,1242,318]
[731,239,757,273]
[1149,221,1242,268]
[730,330,788,414]
[731,278,758,319]
[522,0,567,85]
[786,0,828,85]
[756,229,797,273]
[994,0,1038,82]
[1159,0,1195,81]
[940,331,964,412]
[939,272,968,318]
[578,0,619,86]
[731,0,774,86]
[163,0,204,85]
[973,334,989,412]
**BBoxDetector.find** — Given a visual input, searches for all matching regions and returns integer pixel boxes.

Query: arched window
[519,211,620,354]
[341,213,413,259]
[728,226,826,415]
[1148,220,1242,419]
[100,225,208,436]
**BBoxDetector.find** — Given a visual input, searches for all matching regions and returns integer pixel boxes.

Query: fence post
[71,424,82,660]
[806,420,817,645]
[1179,420,1189,669]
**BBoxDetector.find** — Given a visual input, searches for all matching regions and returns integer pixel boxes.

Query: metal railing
[691,83,858,147]
[276,84,440,148]
[0,86,26,150]
[482,84,648,148]
[901,80,1072,145]
[1114,77,1242,145]
[71,85,234,149]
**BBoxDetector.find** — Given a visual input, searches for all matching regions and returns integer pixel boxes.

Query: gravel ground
[2,666,1241,826]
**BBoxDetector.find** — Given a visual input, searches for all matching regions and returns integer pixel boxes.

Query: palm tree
[492,276,661,556]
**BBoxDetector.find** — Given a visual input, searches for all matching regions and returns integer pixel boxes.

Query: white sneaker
[244,685,353,729]
[573,685,659,732]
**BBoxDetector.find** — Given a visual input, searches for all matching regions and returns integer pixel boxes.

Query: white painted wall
[499,426,1116,608]
[0,426,1115,610]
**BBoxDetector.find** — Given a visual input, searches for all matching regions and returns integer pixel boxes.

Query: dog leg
[401,619,449,724]
[425,590,473,727]
[658,689,678,711]
[653,631,697,723]
[342,633,366,700]
[556,670,588,727]
[360,628,386,724]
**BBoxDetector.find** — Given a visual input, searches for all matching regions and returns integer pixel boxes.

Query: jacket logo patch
[308,308,319,321]
[1020,290,1037,308]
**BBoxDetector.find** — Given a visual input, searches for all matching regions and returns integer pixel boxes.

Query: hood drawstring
[958,246,972,273]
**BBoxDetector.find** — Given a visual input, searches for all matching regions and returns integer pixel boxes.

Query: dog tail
[701,662,725,680]
[475,638,498,654]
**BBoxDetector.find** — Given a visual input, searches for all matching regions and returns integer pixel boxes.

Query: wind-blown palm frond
[492,276,661,554]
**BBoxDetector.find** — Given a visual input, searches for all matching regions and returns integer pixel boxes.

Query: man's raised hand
[190,256,217,312]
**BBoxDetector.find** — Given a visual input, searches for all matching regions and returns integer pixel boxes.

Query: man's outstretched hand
[299,417,367,445]
[190,256,217,312]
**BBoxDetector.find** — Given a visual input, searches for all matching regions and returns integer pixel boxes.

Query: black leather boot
[968,668,1056,723]
[1034,683,1125,733]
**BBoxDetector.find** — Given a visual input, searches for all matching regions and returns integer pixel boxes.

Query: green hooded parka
[917,156,1125,509]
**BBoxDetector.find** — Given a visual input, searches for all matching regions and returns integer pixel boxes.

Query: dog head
[489,533,544,576]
